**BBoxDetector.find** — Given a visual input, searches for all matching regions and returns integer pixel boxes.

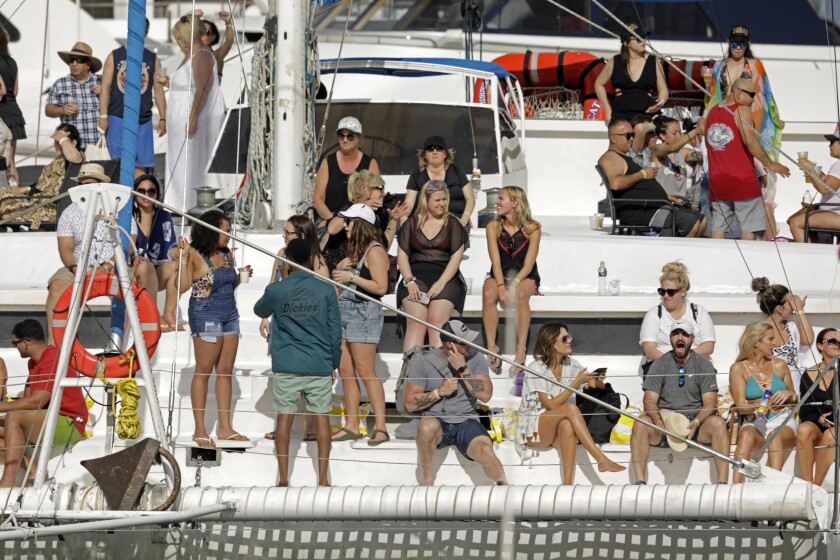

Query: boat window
[315,102,499,175]
[316,0,836,45]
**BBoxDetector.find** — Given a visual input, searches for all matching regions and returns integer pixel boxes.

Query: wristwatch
[455,365,467,375]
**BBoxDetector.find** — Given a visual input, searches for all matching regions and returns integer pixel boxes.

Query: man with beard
[630,320,729,484]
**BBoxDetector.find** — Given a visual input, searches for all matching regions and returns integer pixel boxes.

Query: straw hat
[72,163,110,183]
[659,410,692,452]
[58,42,102,73]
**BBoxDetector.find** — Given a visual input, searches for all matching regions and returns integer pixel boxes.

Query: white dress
[165,49,225,213]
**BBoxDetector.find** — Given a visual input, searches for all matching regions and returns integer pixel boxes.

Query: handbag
[84,132,111,161]
[576,383,625,444]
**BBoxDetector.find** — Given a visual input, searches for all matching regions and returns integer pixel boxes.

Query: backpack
[394,345,452,417]
[575,383,626,444]
[642,303,700,376]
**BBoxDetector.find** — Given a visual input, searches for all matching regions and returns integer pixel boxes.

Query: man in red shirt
[705,78,790,240]
[0,320,88,487]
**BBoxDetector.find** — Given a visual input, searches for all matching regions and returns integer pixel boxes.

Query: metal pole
[137,192,745,470]
[33,190,102,486]
[109,226,169,449]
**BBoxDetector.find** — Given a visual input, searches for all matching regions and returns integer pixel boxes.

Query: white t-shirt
[639,301,716,357]
[57,203,137,269]
[820,159,840,213]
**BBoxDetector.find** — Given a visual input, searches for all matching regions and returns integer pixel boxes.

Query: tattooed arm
[459,371,493,402]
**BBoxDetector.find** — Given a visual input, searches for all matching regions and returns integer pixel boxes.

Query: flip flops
[367,429,391,447]
[332,427,363,441]
[192,436,215,449]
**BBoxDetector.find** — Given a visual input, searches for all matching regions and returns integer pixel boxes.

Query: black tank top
[324,152,373,214]
[494,227,540,287]
[611,54,657,118]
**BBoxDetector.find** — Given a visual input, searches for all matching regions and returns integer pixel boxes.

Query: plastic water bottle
[755,389,772,418]
[471,157,481,192]
[802,189,813,207]
[598,261,608,296]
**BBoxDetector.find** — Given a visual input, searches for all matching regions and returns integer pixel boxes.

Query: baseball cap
[337,203,376,225]
[621,23,648,42]
[440,320,479,344]
[670,319,695,336]
[423,135,448,150]
[825,134,840,144]
[336,116,362,134]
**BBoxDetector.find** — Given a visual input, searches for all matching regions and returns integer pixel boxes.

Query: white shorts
[742,413,798,438]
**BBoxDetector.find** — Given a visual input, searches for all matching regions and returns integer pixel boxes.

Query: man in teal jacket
[254,238,341,487]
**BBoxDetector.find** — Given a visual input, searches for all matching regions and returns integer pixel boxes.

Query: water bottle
[802,189,813,207]
[598,261,608,296]
[755,389,772,418]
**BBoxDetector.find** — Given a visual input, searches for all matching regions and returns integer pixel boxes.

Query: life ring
[52,273,161,378]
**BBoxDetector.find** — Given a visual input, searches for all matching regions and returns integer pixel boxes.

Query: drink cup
[799,152,812,183]
[596,213,605,228]
[589,215,601,230]
[609,279,621,296]
[239,266,251,284]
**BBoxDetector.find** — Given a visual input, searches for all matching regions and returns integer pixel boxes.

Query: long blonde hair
[735,321,774,362]
[496,186,538,231]
[659,261,690,292]
[347,170,385,203]
[417,148,455,171]
[416,180,450,228]
[172,16,204,45]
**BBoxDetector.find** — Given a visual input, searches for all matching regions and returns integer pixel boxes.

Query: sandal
[367,429,391,447]
[487,346,502,375]
[192,436,216,449]
[332,427,363,442]
[303,432,317,442]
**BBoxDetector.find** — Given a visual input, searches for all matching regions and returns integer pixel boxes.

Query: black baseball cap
[825,134,840,144]
[423,135,448,150]
[621,23,647,42]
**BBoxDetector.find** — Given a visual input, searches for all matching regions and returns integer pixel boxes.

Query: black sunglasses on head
[657,288,680,297]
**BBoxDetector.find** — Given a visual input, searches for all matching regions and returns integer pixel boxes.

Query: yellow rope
[94,351,143,440]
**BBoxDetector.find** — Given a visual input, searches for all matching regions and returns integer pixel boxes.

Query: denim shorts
[339,299,383,344]
[436,417,488,460]
[188,295,240,341]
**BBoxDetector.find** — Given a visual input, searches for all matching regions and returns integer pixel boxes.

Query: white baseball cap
[337,203,376,225]
[336,116,362,134]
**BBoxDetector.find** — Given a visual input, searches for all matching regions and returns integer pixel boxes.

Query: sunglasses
[822,338,840,346]
[736,88,756,99]
[343,217,356,226]
[425,145,446,153]
[559,335,573,343]
[678,366,686,387]
[657,288,680,297]
[338,133,356,141]
[730,41,748,50]
[283,228,299,237]
[136,188,157,196]
[611,132,635,140]
[69,57,90,65]
[10,338,25,347]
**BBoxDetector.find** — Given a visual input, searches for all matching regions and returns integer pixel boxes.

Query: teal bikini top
[745,374,788,419]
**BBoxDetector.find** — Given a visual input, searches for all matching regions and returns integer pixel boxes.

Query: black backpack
[575,383,626,444]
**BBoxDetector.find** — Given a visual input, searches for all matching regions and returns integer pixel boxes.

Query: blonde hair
[495,186,539,231]
[659,261,690,292]
[417,148,455,171]
[735,321,774,362]
[172,16,204,45]
[347,170,385,203]
[416,180,450,228]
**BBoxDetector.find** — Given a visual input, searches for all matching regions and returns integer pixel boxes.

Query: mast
[273,0,307,223]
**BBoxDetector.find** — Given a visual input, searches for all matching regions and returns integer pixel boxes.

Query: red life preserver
[52,273,161,378]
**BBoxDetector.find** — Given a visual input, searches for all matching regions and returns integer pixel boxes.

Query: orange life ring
[52,273,161,378]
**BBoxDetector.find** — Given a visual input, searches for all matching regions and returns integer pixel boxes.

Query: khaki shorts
[272,373,332,414]
[48,265,135,287]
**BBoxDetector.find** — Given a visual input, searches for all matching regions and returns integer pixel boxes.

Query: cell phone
[417,292,431,305]
[827,419,835,427]
[593,367,608,375]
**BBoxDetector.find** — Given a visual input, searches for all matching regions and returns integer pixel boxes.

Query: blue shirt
[134,210,177,266]
[253,272,341,376]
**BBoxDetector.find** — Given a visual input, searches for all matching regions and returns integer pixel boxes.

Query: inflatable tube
[52,273,160,378]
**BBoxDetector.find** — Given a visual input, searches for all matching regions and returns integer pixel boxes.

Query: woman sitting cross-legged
[132,174,188,332]
[730,321,798,484]
[397,181,467,350]
[482,186,541,375]
[515,322,625,483]
[330,204,390,444]
[796,328,838,485]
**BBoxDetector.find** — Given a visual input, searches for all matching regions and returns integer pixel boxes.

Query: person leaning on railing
[796,328,839,486]
[730,321,798,484]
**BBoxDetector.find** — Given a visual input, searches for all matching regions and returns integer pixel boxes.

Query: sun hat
[72,163,110,183]
[659,410,692,452]
[58,42,102,73]
[336,117,362,135]
[337,203,376,225]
